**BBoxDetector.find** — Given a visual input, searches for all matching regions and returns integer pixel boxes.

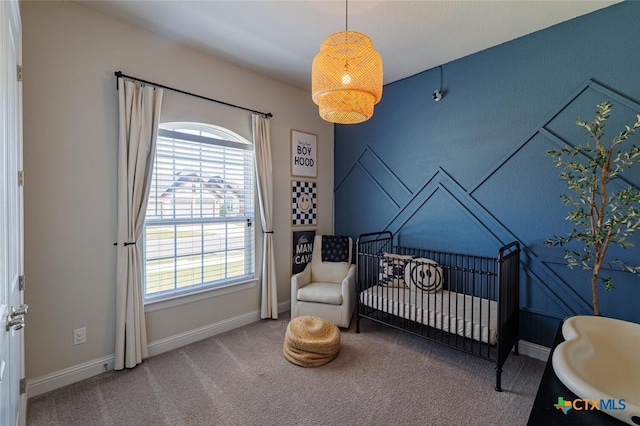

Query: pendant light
[311,0,383,124]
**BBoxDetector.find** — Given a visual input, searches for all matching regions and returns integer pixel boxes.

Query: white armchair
[291,235,355,328]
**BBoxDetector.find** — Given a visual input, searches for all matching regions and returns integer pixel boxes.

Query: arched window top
[160,122,250,145]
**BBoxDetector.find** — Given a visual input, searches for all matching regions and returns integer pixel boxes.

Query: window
[143,122,255,301]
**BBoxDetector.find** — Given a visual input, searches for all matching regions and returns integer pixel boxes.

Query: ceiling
[77,0,620,91]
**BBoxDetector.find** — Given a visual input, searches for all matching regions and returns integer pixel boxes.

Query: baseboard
[26,354,116,399]
[27,302,290,399]
[31,304,545,399]
[147,309,263,357]
[518,339,550,362]
[147,300,289,356]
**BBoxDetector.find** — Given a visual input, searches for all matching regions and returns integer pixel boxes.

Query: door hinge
[17,65,22,82]
[19,378,26,394]
[18,170,24,187]
[19,275,25,291]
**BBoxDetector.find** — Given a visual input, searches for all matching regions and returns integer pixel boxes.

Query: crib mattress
[360,286,498,345]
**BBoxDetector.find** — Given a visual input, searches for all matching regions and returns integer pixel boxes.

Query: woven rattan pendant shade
[312,31,383,124]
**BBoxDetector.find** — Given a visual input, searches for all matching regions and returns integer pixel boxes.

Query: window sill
[144,278,259,313]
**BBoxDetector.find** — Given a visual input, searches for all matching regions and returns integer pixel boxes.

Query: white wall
[21,1,333,392]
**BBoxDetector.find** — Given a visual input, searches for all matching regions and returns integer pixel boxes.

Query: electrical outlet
[73,327,86,345]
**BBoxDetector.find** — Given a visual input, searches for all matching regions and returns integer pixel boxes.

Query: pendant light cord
[345,0,348,31]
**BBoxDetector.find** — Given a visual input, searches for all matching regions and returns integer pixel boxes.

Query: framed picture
[291,179,317,226]
[291,229,316,274]
[291,129,317,178]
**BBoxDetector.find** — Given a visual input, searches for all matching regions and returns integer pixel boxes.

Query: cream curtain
[253,114,277,319]
[115,78,163,369]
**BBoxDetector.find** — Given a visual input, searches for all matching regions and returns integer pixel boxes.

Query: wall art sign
[291,179,317,226]
[291,129,317,178]
[291,229,316,274]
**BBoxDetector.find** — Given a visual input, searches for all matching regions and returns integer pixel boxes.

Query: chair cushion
[310,235,352,284]
[297,282,343,305]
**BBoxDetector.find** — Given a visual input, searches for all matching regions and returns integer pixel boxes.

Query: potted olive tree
[546,100,640,315]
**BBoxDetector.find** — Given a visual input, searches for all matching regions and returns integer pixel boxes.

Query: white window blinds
[143,124,255,300]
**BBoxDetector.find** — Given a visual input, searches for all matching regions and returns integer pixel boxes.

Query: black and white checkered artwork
[291,180,317,226]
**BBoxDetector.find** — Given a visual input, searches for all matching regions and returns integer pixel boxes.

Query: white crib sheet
[360,286,498,345]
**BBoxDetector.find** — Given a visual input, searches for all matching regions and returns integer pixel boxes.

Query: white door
[0,0,26,425]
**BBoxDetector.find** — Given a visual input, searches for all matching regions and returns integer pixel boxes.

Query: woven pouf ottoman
[283,316,341,367]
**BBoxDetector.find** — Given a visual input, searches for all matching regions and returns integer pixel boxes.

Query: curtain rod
[114,71,273,118]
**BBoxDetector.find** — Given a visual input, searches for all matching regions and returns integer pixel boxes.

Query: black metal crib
[356,231,521,392]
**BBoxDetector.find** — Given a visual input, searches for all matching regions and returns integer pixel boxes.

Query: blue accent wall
[334,2,640,347]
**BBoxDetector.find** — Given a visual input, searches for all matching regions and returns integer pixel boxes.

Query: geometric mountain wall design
[335,80,640,330]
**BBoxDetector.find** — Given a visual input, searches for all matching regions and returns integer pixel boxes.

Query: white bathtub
[552,315,640,425]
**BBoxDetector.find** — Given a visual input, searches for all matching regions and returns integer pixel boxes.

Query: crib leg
[356,316,360,333]
[495,367,503,392]
[514,340,520,356]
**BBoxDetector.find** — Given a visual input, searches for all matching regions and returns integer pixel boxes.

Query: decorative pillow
[404,258,443,293]
[379,253,414,287]
[321,235,350,262]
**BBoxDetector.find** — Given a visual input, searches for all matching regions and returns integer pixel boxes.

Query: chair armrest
[340,264,357,327]
[291,263,312,295]
[291,264,312,319]
[341,264,356,301]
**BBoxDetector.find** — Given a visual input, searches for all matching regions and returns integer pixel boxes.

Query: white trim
[27,301,290,398]
[26,355,115,399]
[27,323,547,399]
[147,308,262,357]
[517,339,550,362]
[31,305,547,399]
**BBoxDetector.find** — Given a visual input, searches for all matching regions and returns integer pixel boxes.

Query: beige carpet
[27,313,545,425]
